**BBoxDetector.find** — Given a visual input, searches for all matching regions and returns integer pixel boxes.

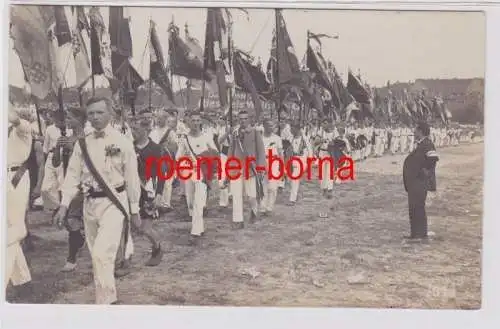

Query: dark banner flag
[233,51,264,117]
[204,8,231,110]
[306,42,334,93]
[267,10,301,87]
[54,6,71,46]
[168,23,212,81]
[347,70,371,104]
[150,21,174,103]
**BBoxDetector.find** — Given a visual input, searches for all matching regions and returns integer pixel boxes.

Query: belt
[8,166,20,172]
[87,184,126,198]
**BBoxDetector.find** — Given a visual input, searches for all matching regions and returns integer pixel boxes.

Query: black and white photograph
[6,4,484,309]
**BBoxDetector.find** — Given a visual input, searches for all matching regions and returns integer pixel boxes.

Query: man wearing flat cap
[403,121,439,243]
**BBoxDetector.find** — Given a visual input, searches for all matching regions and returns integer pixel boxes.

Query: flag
[267,10,301,86]
[88,7,116,91]
[233,50,271,95]
[347,70,371,104]
[306,41,334,93]
[49,7,71,89]
[54,6,71,46]
[109,6,133,77]
[10,5,57,99]
[150,21,174,103]
[233,50,263,117]
[115,60,144,106]
[168,22,212,81]
[71,6,91,88]
[307,31,338,47]
[204,8,232,110]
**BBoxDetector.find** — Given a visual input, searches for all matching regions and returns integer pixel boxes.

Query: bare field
[6,142,483,309]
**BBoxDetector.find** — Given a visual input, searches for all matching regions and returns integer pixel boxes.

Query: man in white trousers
[54,97,141,304]
[6,108,33,296]
[287,122,311,206]
[175,111,218,245]
[261,118,283,215]
[227,110,266,229]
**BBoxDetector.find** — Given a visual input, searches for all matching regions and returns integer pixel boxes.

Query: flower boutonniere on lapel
[105,144,121,157]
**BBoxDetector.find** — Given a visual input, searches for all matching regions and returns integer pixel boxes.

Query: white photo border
[1,1,498,329]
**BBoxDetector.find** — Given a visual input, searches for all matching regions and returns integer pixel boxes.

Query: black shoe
[145,244,164,267]
[188,234,201,246]
[114,259,131,278]
[232,222,244,230]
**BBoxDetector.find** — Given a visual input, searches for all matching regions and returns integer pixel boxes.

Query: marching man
[287,122,311,206]
[6,106,33,295]
[54,97,141,304]
[227,110,266,229]
[260,118,283,215]
[175,111,219,244]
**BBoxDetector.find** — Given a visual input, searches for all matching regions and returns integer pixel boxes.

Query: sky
[9,6,486,91]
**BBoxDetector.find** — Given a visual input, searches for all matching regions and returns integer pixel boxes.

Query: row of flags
[10,5,451,126]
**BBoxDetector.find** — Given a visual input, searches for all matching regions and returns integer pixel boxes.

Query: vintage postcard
[6,5,484,309]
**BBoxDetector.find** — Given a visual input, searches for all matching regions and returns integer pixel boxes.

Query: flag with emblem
[71,6,91,88]
[10,5,57,99]
[149,20,175,103]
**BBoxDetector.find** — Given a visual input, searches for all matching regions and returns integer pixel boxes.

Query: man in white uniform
[261,118,283,215]
[54,97,141,304]
[6,108,33,296]
[175,111,219,244]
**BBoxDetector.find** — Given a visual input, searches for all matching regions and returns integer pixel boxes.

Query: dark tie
[8,125,14,137]
[94,130,105,139]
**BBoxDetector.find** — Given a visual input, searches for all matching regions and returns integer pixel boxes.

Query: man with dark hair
[53,107,87,272]
[403,121,439,243]
[128,117,164,264]
[175,110,219,244]
[227,110,266,228]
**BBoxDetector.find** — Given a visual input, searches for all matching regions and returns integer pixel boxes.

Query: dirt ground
[6,142,483,309]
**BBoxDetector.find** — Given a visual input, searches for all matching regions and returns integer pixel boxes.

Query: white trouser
[400,136,407,153]
[391,137,399,154]
[230,175,257,223]
[318,150,334,191]
[185,175,207,236]
[288,156,307,202]
[218,154,229,207]
[364,143,373,158]
[41,157,63,211]
[159,178,173,208]
[83,191,128,304]
[6,171,31,290]
[261,157,281,210]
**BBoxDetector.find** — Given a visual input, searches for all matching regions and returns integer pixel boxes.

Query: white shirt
[175,132,218,164]
[290,134,311,157]
[60,124,141,214]
[43,124,73,155]
[262,133,282,157]
[8,119,33,168]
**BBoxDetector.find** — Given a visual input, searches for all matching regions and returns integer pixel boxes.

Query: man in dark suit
[403,121,439,242]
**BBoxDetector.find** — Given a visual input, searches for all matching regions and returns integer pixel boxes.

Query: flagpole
[228,13,234,128]
[275,8,281,135]
[148,19,153,111]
